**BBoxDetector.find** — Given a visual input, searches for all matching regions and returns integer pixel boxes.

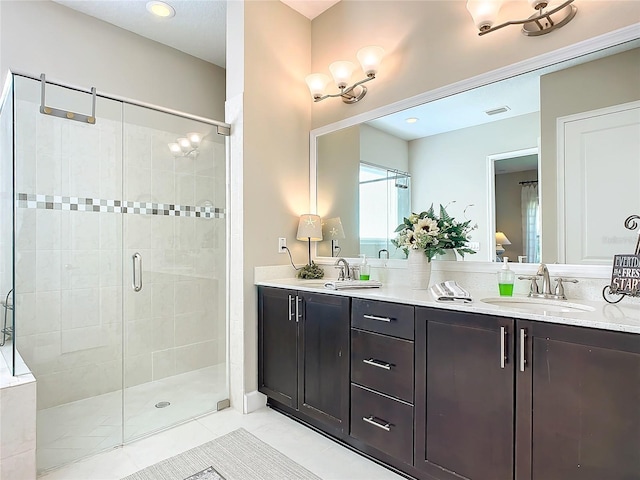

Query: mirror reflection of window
[359,163,410,259]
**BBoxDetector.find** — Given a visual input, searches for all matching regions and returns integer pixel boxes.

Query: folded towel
[324,280,383,290]
[430,281,473,303]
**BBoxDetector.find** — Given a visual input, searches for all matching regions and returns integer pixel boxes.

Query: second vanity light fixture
[466,0,577,36]
[305,46,385,104]
[168,132,202,158]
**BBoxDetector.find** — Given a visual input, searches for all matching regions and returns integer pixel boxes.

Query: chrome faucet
[537,263,552,296]
[519,263,578,300]
[335,258,350,281]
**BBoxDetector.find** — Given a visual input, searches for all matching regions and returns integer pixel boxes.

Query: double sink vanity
[256,273,639,480]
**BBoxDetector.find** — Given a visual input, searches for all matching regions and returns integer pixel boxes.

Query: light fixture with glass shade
[168,132,202,158]
[467,0,577,37]
[305,46,385,104]
[297,214,323,265]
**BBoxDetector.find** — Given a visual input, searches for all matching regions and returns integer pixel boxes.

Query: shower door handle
[132,253,143,292]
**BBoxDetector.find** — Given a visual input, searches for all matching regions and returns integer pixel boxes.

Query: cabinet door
[415,307,515,480]
[298,291,350,431]
[516,321,640,480]
[257,287,298,408]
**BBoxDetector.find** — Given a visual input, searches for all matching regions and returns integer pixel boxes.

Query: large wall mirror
[313,39,640,265]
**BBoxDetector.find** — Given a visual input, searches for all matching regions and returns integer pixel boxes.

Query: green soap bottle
[498,257,515,296]
[359,254,370,280]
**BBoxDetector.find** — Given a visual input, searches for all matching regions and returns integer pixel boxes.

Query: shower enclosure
[2,72,229,473]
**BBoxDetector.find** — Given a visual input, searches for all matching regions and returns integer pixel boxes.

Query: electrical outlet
[467,241,480,251]
[278,237,287,253]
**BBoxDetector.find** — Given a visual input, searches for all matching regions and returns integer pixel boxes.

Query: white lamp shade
[495,231,512,246]
[297,214,323,241]
[177,137,191,153]
[187,132,202,148]
[322,217,345,240]
[356,46,385,77]
[329,61,356,89]
[466,0,503,30]
[305,73,331,99]
[168,142,182,155]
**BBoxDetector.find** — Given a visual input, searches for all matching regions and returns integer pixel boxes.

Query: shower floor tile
[36,364,226,474]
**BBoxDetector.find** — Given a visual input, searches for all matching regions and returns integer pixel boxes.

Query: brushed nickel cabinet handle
[363,358,392,370]
[500,326,507,369]
[288,294,293,321]
[362,415,391,432]
[363,314,391,323]
[295,296,301,323]
[520,328,527,372]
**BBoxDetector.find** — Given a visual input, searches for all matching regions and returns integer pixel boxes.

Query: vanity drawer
[352,299,414,340]
[350,383,413,465]
[351,329,414,403]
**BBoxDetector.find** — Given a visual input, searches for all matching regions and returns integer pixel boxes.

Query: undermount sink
[480,297,595,314]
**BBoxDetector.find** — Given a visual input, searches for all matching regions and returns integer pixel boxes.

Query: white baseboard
[244,390,267,413]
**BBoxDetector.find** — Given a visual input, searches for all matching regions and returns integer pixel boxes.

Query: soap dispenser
[359,254,370,280]
[498,257,515,296]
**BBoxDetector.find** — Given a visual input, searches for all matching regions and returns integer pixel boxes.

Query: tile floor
[37,365,227,473]
[38,406,407,480]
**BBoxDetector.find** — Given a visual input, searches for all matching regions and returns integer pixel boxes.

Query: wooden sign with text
[610,254,640,296]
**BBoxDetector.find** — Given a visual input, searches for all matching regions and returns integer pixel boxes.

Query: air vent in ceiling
[485,106,511,116]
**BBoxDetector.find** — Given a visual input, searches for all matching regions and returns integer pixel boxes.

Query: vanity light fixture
[466,0,577,37]
[168,132,202,158]
[146,1,176,18]
[305,46,385,104]
[297,214,323,265]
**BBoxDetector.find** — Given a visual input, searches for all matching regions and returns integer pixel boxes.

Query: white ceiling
[368,73,541,141]
[52,0,228,67]
[51,0,339,69]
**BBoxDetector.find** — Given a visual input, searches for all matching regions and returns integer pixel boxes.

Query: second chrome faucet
[518,263,578,300]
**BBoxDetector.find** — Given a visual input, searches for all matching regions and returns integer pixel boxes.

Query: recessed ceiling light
[405,117,419,124]
[146,1,175,18]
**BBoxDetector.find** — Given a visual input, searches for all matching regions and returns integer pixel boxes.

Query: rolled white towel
[430,281,473,303]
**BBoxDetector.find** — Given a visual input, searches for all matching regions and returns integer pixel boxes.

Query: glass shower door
[13,75,125,473]
[122,104,227,442]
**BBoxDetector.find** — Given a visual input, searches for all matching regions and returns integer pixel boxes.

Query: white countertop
[256,278,640,334]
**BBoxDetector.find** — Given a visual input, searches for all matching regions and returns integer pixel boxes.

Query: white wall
[227,0,312,405]
[0,0,226,120]
[539,47,640,262]
[360,123,409,172]
[409,113,539,261]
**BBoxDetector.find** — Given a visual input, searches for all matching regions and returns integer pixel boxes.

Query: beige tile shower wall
[14,96,226,409]
[122,124,226,390]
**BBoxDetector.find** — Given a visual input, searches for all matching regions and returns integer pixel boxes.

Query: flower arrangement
[392,204,477,261]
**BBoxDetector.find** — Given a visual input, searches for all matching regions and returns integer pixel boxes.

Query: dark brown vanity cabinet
[257,286,350,433]
[350,299,415,466]
[515,320,640,480]
[415,307,640,480]
[415,307,515,480]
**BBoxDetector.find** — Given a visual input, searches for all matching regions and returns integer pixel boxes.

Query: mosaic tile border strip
[16,193,225,219]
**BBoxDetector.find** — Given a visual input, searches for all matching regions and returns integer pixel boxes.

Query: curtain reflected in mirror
[521,183,541,264]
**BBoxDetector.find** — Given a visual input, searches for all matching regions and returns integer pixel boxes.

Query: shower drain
[155,401,171,408]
